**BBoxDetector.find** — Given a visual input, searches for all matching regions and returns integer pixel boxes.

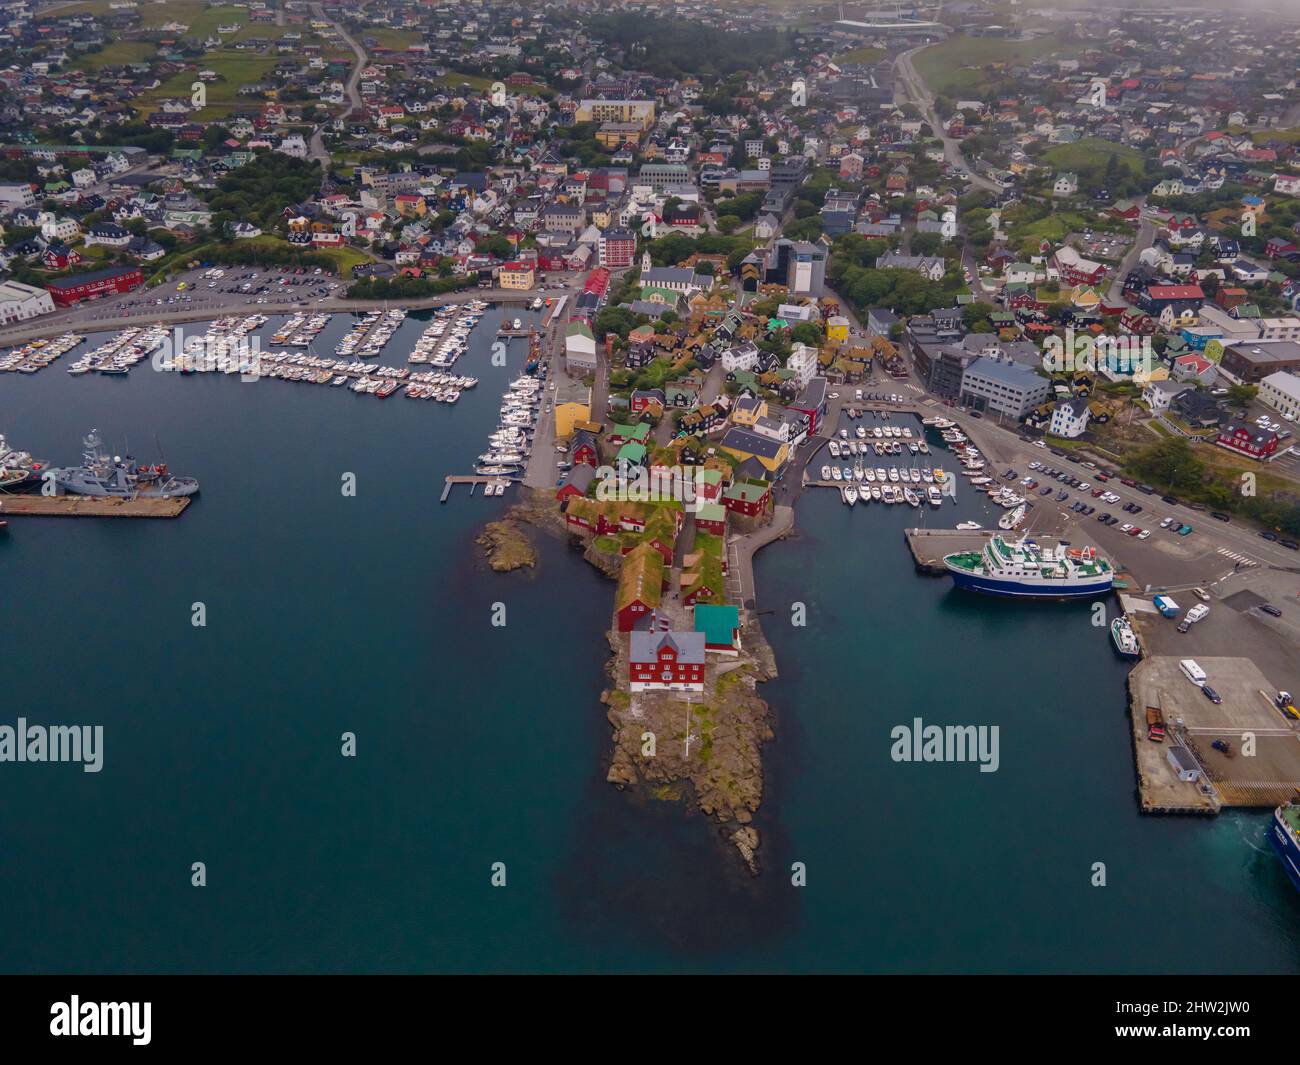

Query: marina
[0,331,84,374]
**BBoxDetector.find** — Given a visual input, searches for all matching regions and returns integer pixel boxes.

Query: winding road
[308,2,368,166]
[895,46,1000,195]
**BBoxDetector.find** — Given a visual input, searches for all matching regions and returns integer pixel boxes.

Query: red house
[1216,421,1278,460]
[723,480,771,516]
[42,245,81,271]
[45,265,143,308]
[628,629,705,693]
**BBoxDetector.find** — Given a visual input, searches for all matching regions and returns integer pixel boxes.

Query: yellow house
[554,377,592,439]
[720,430,789,473]
[826,315,849,343]
[729,395,768,427]
[498,262,535,290]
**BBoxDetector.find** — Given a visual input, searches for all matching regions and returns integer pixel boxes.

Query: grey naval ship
[46,430,199,498]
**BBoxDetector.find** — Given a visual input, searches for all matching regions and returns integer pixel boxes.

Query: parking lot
[940,407,1300,583]
[72,265,346,325]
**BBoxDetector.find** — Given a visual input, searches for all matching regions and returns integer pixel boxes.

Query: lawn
[835,46,885,65]
[131,51,280,116]
[357,27,421,51]
[914,31,1072,97]
[1041,139,1147,179]
[243,236,374,275]
[71,40,157,70]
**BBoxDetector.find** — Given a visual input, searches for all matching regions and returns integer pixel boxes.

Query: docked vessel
[1269,799,1300,895]
[1110,615,1141,657]
[0,433,45,492]
[943,535,1115,600]
[998,503,1026,530]
[44,431,199,498]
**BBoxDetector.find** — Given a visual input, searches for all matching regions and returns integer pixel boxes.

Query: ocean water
[0,310,1295,973]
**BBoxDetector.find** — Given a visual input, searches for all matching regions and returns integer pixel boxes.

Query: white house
[1052,172,1078,197]
[721,341,759,374]
[1048,397,1090,438]
[787,342,818,390]
[1142,379,1186,412]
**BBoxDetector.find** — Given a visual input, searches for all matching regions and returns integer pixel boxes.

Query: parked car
[1280,539,1299,551]
[1202,685,1223,705]
[1210,511,1231,522]
[1260,605,1283,617]
[1137,529,1151,540]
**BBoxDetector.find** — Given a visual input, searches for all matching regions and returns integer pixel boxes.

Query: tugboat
[44,430,199,498]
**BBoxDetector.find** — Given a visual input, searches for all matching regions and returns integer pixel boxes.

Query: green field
[131,50,280,116]
[835,46,885,65]
[914,32,1072,96]
[46,0,245,39]
[1040,138,1146,178]
[71,40,157,70]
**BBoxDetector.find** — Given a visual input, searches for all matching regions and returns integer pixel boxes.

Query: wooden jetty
[0,494,191,518]
[440,475,515,503]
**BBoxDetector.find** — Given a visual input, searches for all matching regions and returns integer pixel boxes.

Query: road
[0,269,584,347]
[313,2,366,117]
[1107,212,1156,305]
[895,47,1000,195]
[308,2,368,166]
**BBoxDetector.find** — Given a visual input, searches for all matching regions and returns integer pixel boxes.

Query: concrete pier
[0,494,191,517]
[904,527,993,574]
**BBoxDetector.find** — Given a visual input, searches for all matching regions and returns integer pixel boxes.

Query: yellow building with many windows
[497,262,535,290]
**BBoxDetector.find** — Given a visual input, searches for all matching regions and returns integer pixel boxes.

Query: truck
[1146,706,1166,742]
[1153,595,1181,618]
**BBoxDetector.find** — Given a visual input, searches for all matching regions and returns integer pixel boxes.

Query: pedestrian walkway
[1217,547,1258,568]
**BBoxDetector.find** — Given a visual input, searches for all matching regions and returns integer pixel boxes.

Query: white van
[1180,659,1207,687]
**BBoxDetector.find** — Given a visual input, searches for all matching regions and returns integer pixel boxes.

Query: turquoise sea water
[0,308,1295,973]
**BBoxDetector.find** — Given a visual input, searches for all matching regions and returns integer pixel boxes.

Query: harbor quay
[0,494,190,518]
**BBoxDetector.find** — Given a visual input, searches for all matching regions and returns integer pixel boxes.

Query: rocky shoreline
[483,488,781,874]
[475,518,537,572]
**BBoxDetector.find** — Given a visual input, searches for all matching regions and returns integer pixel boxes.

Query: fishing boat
[956,521,982,531]
[843,484,857,506]
[998,504,1026,530]
[927,485,943,507]
[820,464,832,480]
[903,486,921,507]
[944,535,1115,600]
[1110,616,1141,658]
[831,467,842,481]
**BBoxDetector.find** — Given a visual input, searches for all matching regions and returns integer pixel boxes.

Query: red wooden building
[1216,421,1278,460]
[45,265,143,308]
[628,629,705,693]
